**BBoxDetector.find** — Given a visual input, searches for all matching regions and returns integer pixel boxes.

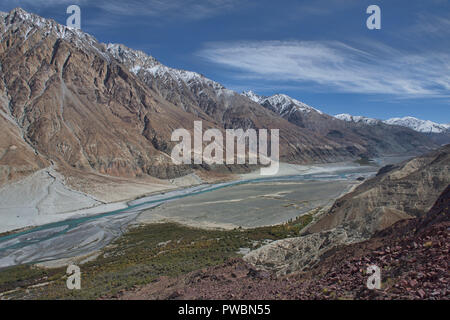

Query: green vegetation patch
[0,212,316,300]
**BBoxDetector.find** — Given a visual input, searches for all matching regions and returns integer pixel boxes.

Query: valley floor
[0,161,377,269]
[0,157,420,299]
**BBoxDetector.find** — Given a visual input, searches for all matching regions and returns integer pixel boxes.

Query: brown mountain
[0,8,228,186]
[106,43,372,162]
[110,44,439,159]
[0,9,350,187]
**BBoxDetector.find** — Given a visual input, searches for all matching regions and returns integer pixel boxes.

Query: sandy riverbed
[0,161,374,234]
[136,179,358,230]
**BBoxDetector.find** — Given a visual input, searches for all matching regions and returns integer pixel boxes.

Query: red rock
[409,279,418,287]
[417,289,426,298]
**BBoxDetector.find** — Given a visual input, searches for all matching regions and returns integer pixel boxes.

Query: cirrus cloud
[197,40,450,98]
[1,0,242,20]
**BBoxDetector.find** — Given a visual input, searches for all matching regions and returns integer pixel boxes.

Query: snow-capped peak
[265,94,323,114]
[241,91,266,103]
[383,116,450,133]
[1,8,106,60]
[106,43,227,92]
[334,113,380,125]
[1,8,234,99]
[242,92,323,115]
[106,43,159,73]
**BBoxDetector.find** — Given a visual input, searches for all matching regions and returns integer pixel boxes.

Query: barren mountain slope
[0,8,440,189]
[107,44,381,162]
[0,8,365,190]
[0,8,213,187]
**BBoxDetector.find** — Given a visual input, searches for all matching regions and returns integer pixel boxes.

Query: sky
[1,0,449,123]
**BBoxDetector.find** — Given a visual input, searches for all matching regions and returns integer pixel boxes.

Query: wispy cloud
[197,40,450,98]
[2,0,241,20]
[409,13,450,38]
[100,0,239,19]
[1,0,82,7]
[289,0,360,17]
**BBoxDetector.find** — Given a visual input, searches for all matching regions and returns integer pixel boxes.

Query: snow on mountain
[2,8,237,100]
[241,90,266,103]
[3,8,322,117]
[242,91,323,115]
[1,8,109,61]
[267,94,323,114]
[383,117,450,134]
[5,8,446,138]
[106,43,229,93]
[334,114,380,125]
[335,113,449,133]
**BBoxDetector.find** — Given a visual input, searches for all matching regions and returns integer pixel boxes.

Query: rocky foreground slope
[115,146,449,299]
[117,184,449,300]
[243,145,449,275]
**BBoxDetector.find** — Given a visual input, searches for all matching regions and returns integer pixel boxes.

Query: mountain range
[335,114,450,134]
[242,90,442,156]
[336,113,450,146]
[0,8,440,190]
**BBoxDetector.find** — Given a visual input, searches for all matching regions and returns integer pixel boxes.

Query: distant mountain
[107,43,375,163]
[242,91,323,115]
[0,7,373,190]
[336,113,450,145]
[334,113,380,125]
[106,43,438,161]
[241,91,437,157]
[383,116,450,134]
[336,113,449,133]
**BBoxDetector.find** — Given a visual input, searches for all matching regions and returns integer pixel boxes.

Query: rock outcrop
[309,144,450,235]
[242,145,449,274]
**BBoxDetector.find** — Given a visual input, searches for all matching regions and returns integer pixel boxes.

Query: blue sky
[1,0,449,122]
